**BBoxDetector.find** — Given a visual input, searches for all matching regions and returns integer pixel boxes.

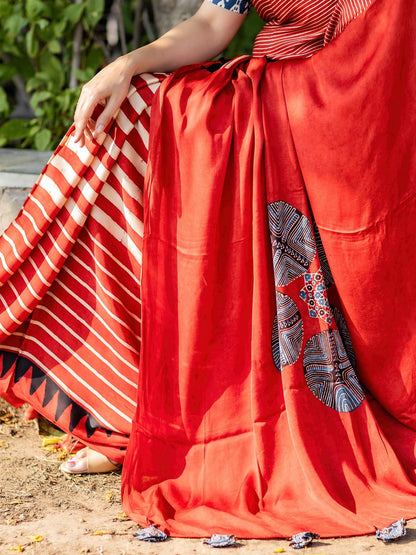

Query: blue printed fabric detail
[299,269,333,326]
[289,532,320,550]
[203,534,237,547]
[272,292,304,371]
[206,0,252,15]
[303,330,365,413]
[134,525,168,542]
[268,201,316,287]
[375,519,407,543]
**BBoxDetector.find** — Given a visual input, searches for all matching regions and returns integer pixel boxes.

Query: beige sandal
[60,447,121,474]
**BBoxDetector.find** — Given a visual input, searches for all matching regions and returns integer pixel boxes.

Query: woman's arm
[73,1,246,145]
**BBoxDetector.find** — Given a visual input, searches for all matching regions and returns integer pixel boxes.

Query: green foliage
[0,0,109,149]
[224,10,264,58]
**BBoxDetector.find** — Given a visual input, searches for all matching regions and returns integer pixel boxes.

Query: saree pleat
[0,74,163,461]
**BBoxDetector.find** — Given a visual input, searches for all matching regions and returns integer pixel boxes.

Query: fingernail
[94,124,105,136]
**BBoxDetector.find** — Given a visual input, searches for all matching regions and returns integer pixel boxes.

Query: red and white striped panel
[252,0,375,60]
[0,73,163,435]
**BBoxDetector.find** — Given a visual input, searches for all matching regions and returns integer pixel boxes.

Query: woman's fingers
[73,84,99,144]
[73,87,127,145]
[73,87,130,144]
[72,56,136,146]
[93,86,130,138]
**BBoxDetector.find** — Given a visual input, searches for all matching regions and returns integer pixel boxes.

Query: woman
[1,0,416,539]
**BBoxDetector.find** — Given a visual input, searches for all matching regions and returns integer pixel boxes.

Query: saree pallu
[122,0,416,538]
[0,75,164,462]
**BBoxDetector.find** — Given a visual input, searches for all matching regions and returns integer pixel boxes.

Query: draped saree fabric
[122,0,416,538]
[0,74,164,462]
[1,0,416,539]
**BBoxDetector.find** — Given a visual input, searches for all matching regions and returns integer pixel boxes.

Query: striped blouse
[207,0,375,60]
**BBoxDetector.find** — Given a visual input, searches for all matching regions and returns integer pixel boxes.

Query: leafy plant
[224,10,263,59]
[0,0,117,149]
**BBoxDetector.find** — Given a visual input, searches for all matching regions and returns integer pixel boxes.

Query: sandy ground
[0,398,415,555]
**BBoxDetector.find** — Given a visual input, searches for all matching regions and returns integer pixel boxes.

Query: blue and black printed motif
[299,269,333,325]
[0,350,114,438]
[376,519,407,544]
[303,330,364,412]
[272,292,304,371]
[134,525,168,543]
[332,306,357,370]
[206,0,252,15]
[268,201,316,287]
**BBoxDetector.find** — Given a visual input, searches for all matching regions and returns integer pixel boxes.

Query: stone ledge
[0,148,53,234]
[0,148,52,189]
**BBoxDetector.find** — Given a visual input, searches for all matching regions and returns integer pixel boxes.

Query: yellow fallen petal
[105,492,114,501]
[91,530,115,536]
[41,436,61,447]
[0,441,8,447]
[8,546,24,552]
[0,412,13,421]
[26,535,43,543]
[273,549,285,554]
[117,512,127,518]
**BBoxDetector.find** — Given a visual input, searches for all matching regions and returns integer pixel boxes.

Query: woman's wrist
[123,48,151,77]
[112,52,141,80]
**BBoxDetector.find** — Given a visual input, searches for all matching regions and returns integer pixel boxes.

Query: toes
[61,457,88,473]
[75,448,88,459]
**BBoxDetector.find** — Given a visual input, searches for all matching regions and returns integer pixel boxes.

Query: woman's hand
[72,1,247,147]
[73,55,136,147]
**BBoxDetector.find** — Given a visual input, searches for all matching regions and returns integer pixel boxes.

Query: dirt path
[1,398,415,555]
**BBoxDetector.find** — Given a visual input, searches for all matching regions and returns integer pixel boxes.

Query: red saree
[0,0,415,539]
[122,0,416,538]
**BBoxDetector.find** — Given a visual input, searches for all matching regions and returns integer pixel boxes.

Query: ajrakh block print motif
[299,269,333,325]
[272,292,304,370]
[268,201,316,286]
[267,200,364,413]
[303,330,365,412]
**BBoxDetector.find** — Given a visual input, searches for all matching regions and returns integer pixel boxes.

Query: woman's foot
[60,447,121,474]
[56,434,86,455]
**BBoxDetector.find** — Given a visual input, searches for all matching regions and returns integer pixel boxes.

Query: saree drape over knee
[2,0,416,538]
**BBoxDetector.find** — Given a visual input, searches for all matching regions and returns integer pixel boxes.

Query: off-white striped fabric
[253,0,375,59]
[0,74,162,442]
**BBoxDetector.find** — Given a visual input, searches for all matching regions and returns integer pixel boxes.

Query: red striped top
[252,0,375,60]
